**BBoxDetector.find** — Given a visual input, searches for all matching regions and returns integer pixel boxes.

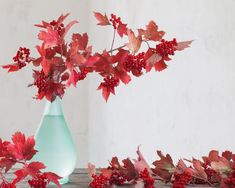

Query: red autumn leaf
[7,132,37,161]
[110,157,123,170]
[222,151,233,161]
[2,64,20,72]
[211,157,232,174]
[13,162,46,184]
[44,172,61,187]
[202,150,220,165]
[114,67,131,84]
[152,151,175,181]
[66,70,79,87]
[122,158,138,180]
[0,158,16,173]
[154,59,167,72]
[61,72,70,81]
[138,20,165,41]
[133,146,151,173]
[94,12,110,26]
[175,159,188,174]
[34,21,51,29]
[38,27,62,49]
[88,163,96,177]
[56,13,70,26]
[100,168,113,178]
[145,48,162,72]
[191,159,207,181]
[41,58,51,76]
[117,23,128,37]
[175,40,193,51]
[63,20,78,37]
[72,33,88,50]
[126,29,142,53]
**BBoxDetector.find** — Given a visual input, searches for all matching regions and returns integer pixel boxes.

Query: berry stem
[110,29,116,55]
[108,44,126,54]
[143,40,150,48]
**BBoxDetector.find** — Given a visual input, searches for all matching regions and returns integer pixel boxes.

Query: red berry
[12,47,30,69]
[155,38,177,58]
[109,171,127,185]
[28,174,48,188]
[124,52,146,77]
[173,171,191,188]
[139,168,155,188]
[49,20,65,35]
[34,71,48,93]
[89,174,109,188]
[109,14,122,29]
[100,76,119,93]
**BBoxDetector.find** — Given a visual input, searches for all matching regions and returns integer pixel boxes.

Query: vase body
[33,98,77,184]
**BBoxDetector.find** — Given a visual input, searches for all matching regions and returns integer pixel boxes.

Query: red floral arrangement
[88,147,235,188]
[0,132,61,188]
[2,12,192,102]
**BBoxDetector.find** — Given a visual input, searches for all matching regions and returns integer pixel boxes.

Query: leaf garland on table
[2,12,192,102]
[88,147,235,188]
[0,132,61,188]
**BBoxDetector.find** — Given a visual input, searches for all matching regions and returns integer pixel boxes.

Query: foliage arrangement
[2,12,192,102]
[88,147,235,188]
[0,132,61,188]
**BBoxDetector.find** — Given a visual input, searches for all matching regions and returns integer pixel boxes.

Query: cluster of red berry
[12,47,30,69]
[33,71,48,93]
[155,38,177,58]
[28,174,48,188]
[109,171,127,185]
[100,76,120,93]
[50,20,65,35]
[173,171,192,188]
[223,168,235,187]
[89,174,109,188]
[124,52,146,76]
[109,14,122,29]
[139,168,155,188]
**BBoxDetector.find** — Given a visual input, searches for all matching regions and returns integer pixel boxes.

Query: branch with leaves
[88,147,235,188]
[2,12,192,102]
[0,132,61,188]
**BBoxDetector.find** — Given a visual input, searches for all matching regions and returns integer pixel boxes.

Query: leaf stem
[110,29,116,55]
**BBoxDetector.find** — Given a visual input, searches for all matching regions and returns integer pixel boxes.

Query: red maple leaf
[2,63,20,72]
[154,59,167,72]
[94,12,110,26]
[152,151,175,181]
[7,132,37,161]
[63,20,78,37]
[122,158,138,181]
[191,159,208,181]
[138,20,165,41]
[175,40,193,51]
[38,27,62,49]
[13,162,46,184]
[43,172,61,187]
[133,146,151,173]
[72,33,88,51]
[126,29,142,53]
[117,23,128,37]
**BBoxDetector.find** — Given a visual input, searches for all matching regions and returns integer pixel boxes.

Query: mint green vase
[33,98,77,184]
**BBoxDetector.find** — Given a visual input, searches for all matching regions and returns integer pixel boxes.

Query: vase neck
[43,97,63,116]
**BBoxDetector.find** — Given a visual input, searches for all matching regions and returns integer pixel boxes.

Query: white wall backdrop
[0,0,235,168]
